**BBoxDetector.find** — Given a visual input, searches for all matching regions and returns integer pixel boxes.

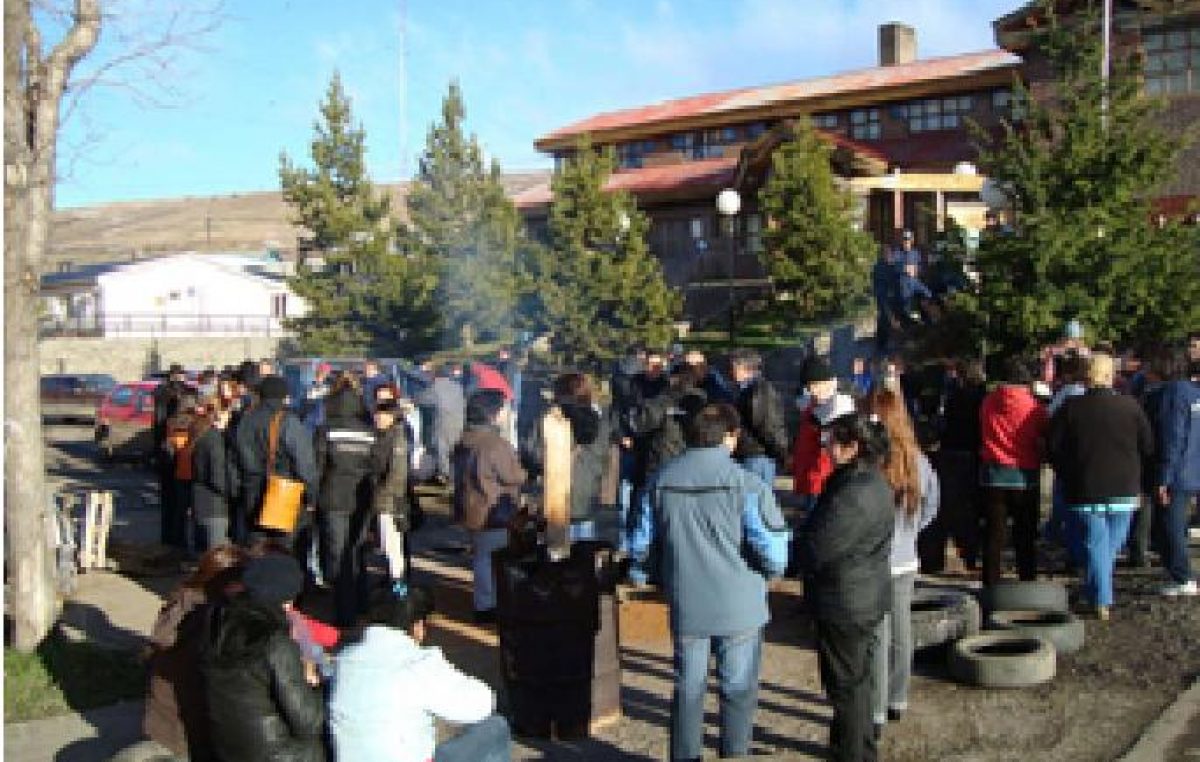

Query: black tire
[911,588,981,651]
[949,633,1056,688]
[987,609,1085,655]
[982,580,1069,613]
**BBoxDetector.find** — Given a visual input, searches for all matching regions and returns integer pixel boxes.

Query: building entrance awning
[846,172,986,194]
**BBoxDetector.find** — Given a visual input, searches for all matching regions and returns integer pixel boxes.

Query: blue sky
[56,0,1021,208]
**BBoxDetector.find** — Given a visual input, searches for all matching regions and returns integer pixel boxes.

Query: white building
[41,252,308,339]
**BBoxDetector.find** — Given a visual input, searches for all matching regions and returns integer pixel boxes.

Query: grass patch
[4,629,145,722]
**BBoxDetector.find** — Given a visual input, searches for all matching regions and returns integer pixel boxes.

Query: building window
[671,132,694,152]
[616,140,656,169]
[812,113,840,130]
[900,95,973,133]
[1144,26,1199,95]
[850,108,880,140]
[271,293,288,319]
[746,121,768,139]
[745,214,763,254]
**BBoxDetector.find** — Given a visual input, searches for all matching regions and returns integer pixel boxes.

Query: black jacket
[202,598,325,762]
[801,462,894,625]
[371,423,413,526]
[313,392,376,515]
[191,427,234,521]
[1048,388,1154,505]
[235,400,319,511]
[628,384,708,476]
[153,380,192,447]
[733,377,789,462]
[940,379,986,452]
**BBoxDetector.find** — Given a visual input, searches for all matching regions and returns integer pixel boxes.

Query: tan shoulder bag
[257,411,305,532]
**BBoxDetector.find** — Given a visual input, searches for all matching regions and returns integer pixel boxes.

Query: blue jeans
[434,714,511,762]
[672,628,762,761]
[1076,509,1135,607]
[1044,480,1083,567]
[1161,489,1197,584]
[740,456,776,488]
[471,528,508,612]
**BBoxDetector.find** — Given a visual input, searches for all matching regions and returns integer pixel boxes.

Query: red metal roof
[513,156,738,209]
[539,49,1021,146]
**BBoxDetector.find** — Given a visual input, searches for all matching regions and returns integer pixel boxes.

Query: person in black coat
[234,376,318,552]
[191,402,237,552]
[801,412,894,762]
[313,384,378,626]
[202,554,324,762]
[729,349,789,486]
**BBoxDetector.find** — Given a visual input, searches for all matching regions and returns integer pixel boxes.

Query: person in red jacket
[791,358,855,506]
[979,356,1049,586]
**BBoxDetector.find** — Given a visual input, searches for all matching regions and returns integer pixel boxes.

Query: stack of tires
[910,586,981,652]
[949,581,1084,688]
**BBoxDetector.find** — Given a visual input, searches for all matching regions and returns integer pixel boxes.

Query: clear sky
[55,0,1022,208]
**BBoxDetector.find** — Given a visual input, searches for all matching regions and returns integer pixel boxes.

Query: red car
[94,380,161,462]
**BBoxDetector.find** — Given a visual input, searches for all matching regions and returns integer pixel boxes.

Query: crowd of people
[135,328,1199,761]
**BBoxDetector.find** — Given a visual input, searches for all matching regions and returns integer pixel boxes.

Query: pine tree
[405,81,520,348]
[280,72,436,356]
[757,121,875,321]
[527,140,680,365]
[970,5,1199,357]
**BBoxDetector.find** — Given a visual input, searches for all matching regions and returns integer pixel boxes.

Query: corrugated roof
[539,49,1021,145]
[513,156,739,209]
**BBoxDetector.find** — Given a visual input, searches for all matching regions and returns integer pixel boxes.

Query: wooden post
[541,406,573,560]
[80,491,97,571]
[95,491,113,569]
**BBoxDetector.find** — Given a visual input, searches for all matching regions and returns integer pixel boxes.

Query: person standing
[372,397,415,582]
[452,390,526,624]
[154,364,191,547]
[863,390,939,735]
[801,413,894,762]
[418,364,466,486]
[1048,352,1153,619]
[191,401,236,552]
[1155,358,1200,597]
[729,349,789,487]
[234,376,318,555]
[792,357,857,510]
[930,359,986,572]
[629,403,790,761]
[521,373,614,541]
[313,385,378,626]
[979,357,1048,586]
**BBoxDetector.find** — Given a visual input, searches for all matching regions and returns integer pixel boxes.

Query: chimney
[879,22,917,67]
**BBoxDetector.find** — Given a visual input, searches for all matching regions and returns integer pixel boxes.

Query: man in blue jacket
[629,403,790,762]
[1156,359,1200,597]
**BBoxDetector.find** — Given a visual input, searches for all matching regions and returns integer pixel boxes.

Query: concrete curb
[1118,678,1200,762]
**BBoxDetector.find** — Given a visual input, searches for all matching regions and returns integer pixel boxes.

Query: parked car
[94,380,161,462]
[40,374,117,424]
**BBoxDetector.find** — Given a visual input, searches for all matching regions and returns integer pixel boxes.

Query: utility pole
[1101,0,1112,130]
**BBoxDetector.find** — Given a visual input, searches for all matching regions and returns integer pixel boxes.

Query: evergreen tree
[280,73,436,355]
[527,140,679,365]
[405,81,520,348]
[970,4,1199,357]
[757,120,875,321]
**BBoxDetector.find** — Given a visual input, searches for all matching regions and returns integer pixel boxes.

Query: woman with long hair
[801,412,895,762]
[144,543,246,760]
[862,389,940,736]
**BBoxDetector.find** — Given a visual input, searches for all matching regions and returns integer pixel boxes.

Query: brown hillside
[48,172,550,268]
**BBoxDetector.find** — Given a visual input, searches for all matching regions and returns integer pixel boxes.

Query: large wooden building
[517,1,1199,323]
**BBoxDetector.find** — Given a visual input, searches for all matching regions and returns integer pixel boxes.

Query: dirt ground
[43,424,1198,761]
[408,487,1200,762]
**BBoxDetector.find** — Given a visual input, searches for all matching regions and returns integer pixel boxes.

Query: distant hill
[48,171,551,269]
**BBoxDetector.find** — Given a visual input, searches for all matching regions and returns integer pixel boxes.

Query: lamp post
[716,188,741,343]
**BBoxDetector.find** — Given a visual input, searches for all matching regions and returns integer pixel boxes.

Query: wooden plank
[542,406,573,559]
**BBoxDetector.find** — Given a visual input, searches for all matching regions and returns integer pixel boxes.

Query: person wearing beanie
[452,390,526,623]
[792,357,857,507]
[234,375,318,550]
[202,554,325,761]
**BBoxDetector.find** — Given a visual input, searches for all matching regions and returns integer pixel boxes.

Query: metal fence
[40,313,286,338]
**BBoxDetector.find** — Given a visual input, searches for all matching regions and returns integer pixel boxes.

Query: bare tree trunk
[4,0,100,652]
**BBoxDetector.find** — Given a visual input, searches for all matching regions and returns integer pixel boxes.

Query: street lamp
[716,188,741,342]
